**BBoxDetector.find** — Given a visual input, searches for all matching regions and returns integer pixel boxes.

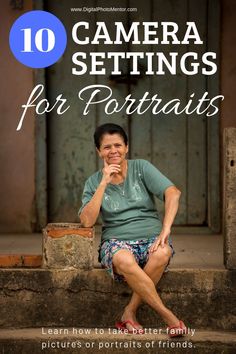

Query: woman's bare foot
[167,320,187,337]
[120,306,143,332]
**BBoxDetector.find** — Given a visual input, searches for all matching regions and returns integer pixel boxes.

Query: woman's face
[97,133,128,165]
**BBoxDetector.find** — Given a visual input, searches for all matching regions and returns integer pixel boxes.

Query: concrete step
[0,232,225,270]
[0,328,235,354]
[0,268,235,330]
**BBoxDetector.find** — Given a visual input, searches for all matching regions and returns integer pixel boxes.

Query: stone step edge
[0,328,235,344]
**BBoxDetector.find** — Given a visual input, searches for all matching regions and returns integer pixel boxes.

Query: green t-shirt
[78,159,174,242]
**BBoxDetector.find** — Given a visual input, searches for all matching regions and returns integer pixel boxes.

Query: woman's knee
[149,244,172,266]
[112,249,136,274]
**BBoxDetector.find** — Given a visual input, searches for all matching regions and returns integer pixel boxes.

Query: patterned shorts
[98,235,175,282]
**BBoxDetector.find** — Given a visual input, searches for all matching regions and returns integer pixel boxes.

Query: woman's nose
[110,145,117,153]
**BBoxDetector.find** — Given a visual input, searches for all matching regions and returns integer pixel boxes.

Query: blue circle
[9,10,67,68]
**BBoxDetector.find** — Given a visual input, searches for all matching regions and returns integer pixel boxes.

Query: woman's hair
[94,123,128,149]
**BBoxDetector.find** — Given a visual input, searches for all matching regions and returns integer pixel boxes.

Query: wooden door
[45,0,220,232]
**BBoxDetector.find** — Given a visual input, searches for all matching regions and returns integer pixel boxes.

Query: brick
[47,228,93,239]
[0,255,42,268]
[0,255,22,267]
[22,255,42,267]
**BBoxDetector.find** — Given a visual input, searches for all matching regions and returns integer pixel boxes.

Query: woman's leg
[122,244,172,324]
[113,247,180,327]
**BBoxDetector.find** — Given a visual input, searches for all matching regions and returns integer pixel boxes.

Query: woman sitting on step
[79,123,186,337]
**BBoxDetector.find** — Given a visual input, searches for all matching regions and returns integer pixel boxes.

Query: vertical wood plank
[207,0,221,232]
[34,0,47,230]
[47,0,97,221]
[152,0,188,224]
[187,0,207,224]
[129,0,152,160]
[96,0,130,170]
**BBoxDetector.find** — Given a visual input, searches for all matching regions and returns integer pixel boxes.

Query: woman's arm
[80,160,121,227]
[162,185,181,234]
[149,185,181,252]
[79,180,107,227]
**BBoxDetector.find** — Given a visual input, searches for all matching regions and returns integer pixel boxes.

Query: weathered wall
[0,0,235,233]
[221,0,236,256]
[223,128,236,269]
[0,0,35,232]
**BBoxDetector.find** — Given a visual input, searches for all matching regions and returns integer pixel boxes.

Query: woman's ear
[96,147,102,158]
[126,144,129,154]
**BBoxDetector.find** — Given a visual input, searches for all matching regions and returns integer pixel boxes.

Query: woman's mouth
[110,156,120,159]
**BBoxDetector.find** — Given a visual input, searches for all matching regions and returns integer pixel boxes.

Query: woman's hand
[149,227,171,253]
[101,159,121,184]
